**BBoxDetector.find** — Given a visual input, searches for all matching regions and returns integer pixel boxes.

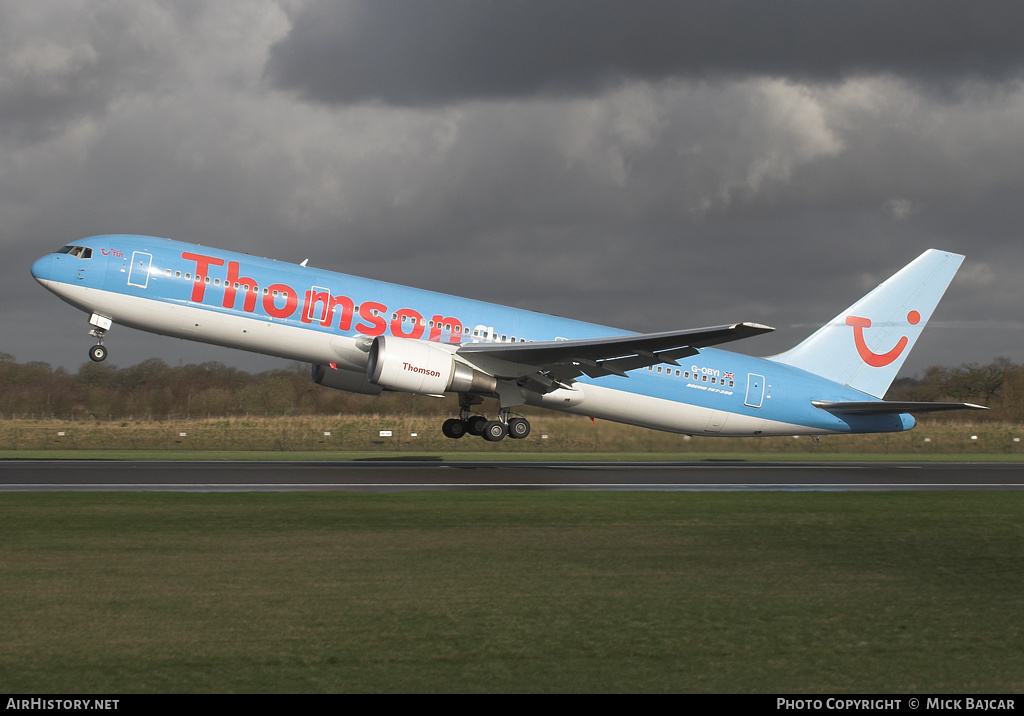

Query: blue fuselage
[31,235,912,436]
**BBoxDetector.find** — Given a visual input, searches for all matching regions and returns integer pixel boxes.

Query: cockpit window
[56,245,92,259]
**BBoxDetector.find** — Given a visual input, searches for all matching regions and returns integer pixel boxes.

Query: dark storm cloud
[0,2,201,142]
[4,2,1022,375]
[266,0,1024,106]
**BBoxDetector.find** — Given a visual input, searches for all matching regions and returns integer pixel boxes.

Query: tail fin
[771,249,964,398]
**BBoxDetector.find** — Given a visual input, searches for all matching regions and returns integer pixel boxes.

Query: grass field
[2,415,1024,459]
[2,491,1023,693]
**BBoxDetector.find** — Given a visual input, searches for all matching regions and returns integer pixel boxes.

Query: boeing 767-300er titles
[30,236,984,441]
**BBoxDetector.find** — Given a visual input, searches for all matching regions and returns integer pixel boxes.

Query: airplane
[30,235,984,441]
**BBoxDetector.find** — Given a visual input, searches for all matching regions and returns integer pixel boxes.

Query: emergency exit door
[745,373,765,408]
[127,251,152,289]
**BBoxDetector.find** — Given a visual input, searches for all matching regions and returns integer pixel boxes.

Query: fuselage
[31,234,913,437]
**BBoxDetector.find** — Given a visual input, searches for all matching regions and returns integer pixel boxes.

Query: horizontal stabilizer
[812,400,988,415]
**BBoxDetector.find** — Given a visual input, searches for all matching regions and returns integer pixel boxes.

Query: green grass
[3,415,1024,461]
[2,491,1022,693]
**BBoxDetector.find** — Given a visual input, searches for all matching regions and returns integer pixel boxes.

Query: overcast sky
[4,0,1023,378]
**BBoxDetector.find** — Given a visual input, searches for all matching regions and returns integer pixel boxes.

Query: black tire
[88,344,107,362]
[507,417,531,440]
[442,418,467,439]
[482,421,507,442]
[467,415,488,436]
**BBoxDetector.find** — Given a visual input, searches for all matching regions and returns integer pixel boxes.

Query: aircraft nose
[31,254,53,283]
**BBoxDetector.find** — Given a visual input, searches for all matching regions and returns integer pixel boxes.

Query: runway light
[179,432,187,437]
[923,437,931,442]
[57,431,65,436]
[379,430,392,437]
[1015,438,1020,443]
[971,435,978,440]
[323,431,331,436]
[410,432,417,437]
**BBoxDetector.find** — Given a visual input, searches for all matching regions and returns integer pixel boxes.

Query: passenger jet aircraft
[31,236,983,441]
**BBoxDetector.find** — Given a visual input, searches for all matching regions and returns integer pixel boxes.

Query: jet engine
[311,363,383,395]
[367,336,497,395]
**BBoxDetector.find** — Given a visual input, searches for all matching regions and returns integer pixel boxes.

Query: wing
[457,322,774,388]
[812,400,988,415]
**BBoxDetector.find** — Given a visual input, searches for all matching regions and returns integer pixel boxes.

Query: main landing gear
[442,404,532,443]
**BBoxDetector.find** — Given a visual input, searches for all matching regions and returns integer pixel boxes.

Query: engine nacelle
[311,363,383,395]
[367,336,497,396]
[329,335,373,371]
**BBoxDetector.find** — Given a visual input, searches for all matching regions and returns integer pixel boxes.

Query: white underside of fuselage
[42,279,367,368]
[526,383,815,437]
[44,280,818,437]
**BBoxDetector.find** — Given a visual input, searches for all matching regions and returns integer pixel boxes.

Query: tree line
[1,352,1022,421]
[888,357,1024,421]
[0,354,448,419]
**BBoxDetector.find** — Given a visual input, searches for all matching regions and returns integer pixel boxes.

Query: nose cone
[31,254,54,284]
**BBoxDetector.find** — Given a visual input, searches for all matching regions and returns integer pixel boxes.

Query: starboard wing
[456,322,773,384]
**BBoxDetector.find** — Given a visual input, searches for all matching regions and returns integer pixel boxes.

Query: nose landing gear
[87,313,112,362]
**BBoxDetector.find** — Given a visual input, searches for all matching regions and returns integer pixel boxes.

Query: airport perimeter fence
[1,415,1023,455]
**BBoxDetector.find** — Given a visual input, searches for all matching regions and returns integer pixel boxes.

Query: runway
[2,460,1023,491]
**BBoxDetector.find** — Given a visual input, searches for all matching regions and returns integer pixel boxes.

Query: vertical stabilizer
[770,249,964,398]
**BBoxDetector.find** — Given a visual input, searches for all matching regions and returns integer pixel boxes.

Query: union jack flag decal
[724,372,735,379]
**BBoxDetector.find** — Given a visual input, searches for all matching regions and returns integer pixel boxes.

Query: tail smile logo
[846,310,921,367]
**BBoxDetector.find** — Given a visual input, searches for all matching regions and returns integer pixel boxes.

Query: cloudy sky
[4,0,1023,377]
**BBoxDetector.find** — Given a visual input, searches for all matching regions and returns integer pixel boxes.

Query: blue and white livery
[31,236,984,441]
